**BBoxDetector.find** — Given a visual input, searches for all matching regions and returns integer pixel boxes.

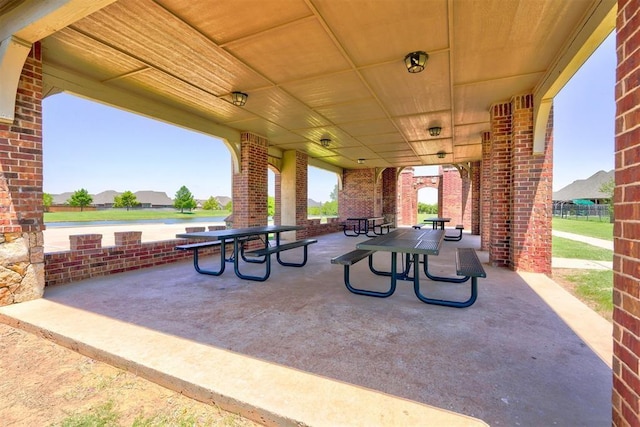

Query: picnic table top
[357,228,444,255]
[176,225,303,240]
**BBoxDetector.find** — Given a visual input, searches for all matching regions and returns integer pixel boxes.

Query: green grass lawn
[552,217,613,241]
[552,236,613,260]
[551,217,613,321]
[44,209,230,222]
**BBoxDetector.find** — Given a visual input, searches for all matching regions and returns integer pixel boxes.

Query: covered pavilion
[1,1,638,425]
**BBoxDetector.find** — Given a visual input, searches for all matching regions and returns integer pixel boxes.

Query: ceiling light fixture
[357,158,365,164]
[437,151,446,159]
[320,138,331,147]
[404,51,428,73]
[428,126,442,137]
[231,91,248,106]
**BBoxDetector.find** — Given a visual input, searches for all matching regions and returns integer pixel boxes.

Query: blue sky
[43,32,615,203]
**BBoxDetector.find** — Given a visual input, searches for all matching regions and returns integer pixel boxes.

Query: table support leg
[192,242,226,276]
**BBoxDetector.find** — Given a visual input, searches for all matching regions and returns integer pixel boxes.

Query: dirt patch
[0,323,260,426]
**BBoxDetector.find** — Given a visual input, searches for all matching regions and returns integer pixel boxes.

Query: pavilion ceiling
[37,0,615,169]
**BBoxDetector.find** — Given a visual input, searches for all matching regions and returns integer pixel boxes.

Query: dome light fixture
[404,51,428,73]
[231,91,248,106]
[428,126,442,137]
[437,151,446,159]
[357,158,365,164]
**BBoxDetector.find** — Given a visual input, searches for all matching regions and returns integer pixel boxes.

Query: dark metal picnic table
[352,228,478,306]
[423,217,451,230]
[344,216,384,236]
[176,225,308,281]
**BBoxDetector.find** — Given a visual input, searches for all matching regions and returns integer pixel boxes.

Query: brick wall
[398,168,416,225]
[0,43,45,305]
[510,95,552,273]
[613,0,640,424]
[44,224,342,286]
[489,103,512,267]
[339,168,378,219]
[44,234,222,286]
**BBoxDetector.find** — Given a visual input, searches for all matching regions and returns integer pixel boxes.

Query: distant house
[553,170,613,219]
[552,170,613,204]
[51,190,174,209]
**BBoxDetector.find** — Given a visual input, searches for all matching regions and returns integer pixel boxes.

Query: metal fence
[553,202,611,221]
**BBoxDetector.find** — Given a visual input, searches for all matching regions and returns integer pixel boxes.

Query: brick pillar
[612,1,640,424]
[280,150,307,238]
[0,44,44,306]
[339,169,377,219]
[480,131,492,250]
[441,166,459,222]
[471,161,481,235]
[489,102,512,267]
[273,168,281,226]
[70,234,102,251]
[398,168,415,225]
[231,133,268,228]
[381,168,397,226]
[114,231,142,246]
[510,95,552,273]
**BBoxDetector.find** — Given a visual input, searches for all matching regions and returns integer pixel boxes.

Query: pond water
[45,216,227,228]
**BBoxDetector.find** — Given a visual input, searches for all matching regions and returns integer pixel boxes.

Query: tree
[113,191,139,211]
[267,196,275,218]
[225,200,233,211]
[329,184,338,201]
[202,196,220,210]
[174,185,197,213]
[321,200,338,216]
[43,193,53,212]
[599,177,614,204]
[68,188,93,211]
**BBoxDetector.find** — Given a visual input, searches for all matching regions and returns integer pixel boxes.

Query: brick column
[489,103,512,267]
[381,168,398,226]
[398,168,416,225]
[612,1,640,424]
[281,150,307,238]
[273,169,281,226]
[231,133,268,228]
[471,161,481,235]
[441,167,461,223]
[480,131,492,250]
[510,95,552,273]
[0,44,44,306]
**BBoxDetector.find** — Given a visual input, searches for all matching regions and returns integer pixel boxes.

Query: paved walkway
[551,230,613,270]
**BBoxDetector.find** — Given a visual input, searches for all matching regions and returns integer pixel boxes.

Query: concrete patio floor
[0,230,612,426]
